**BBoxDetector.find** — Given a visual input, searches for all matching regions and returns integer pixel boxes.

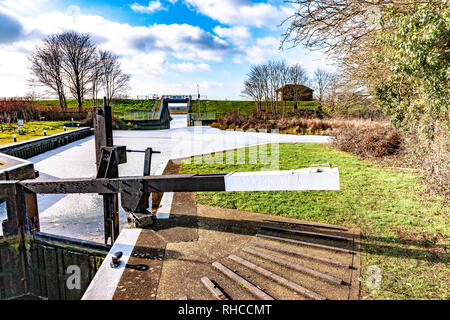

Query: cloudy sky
[0,0,331,99]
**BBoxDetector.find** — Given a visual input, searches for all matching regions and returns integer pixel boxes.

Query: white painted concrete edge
[0,152,34,172]
[224,167,340,191]
[81,228,142,300]
[155,159,173,219]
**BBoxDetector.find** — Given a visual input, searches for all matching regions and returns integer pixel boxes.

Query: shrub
[330,122,403,158]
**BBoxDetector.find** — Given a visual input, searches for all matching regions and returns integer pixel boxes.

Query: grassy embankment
[34,99,156,119]
[0,121,81,145]
[180,143,449,300]
[35,99,318,118]
[189,100,319,115]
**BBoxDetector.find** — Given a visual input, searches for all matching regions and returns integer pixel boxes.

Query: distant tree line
[29,31,130,113]
[242,60,342,115]
[242,61,308,113]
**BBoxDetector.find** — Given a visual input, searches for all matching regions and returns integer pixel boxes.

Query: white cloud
[170,62,211,72]
[213,26,250,46]
[130,1,166,14]
[185,0,295,27]
[0,0,50,15]
[256,36,279,48]
[243,36,281,64]
[0,9,238,97]
[0,2,329,99]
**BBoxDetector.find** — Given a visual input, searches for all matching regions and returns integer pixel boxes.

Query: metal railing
[123,112,156,121]
[187,113,218,121]
[137,94,208,100]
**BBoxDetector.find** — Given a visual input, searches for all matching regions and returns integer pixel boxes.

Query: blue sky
[0,0,331,99]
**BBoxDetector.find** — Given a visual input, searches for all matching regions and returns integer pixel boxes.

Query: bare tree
[89,50,104,106]
[285,63,310,110]
[242,65,267,112]
[280,0,418,105]
[57,31,97,113]
[99,51,130,105]
[312,68,333,102]
[29,34,67,111]
[243,61,314,114]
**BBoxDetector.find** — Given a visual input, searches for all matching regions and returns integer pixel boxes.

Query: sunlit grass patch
[0,121,81,145]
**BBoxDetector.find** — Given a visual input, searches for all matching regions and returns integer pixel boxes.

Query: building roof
[276,84,314,92]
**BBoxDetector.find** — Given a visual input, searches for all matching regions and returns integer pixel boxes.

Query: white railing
[123,112,155,121]
[136,94,208,100]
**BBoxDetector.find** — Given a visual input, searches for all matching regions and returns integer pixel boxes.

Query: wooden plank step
[256,234,354,254]
[261,225,351,241]
[228,254,326,300]
[251,241,351,268]
[243,247,344,285]
[201,277,228,300]
[212,261,274,300]
[262,218,348,231]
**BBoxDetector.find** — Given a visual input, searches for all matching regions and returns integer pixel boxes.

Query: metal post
[197,84,200,121]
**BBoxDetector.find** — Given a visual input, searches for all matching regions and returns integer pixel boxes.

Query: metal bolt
[110,251,123,268]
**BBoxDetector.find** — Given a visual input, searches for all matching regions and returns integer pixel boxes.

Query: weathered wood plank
[28,243,43,297]
[43,246,59,299]
[20,173,227,194]
[212,261,274,300]
[56,248,66,300]
[260,225,351,241]
[251,241,351,268]
[0,245,5,299]
[262,218,348,231]
[243,247,344,285]
[256,234,354,254]
[228,254,326,300]
[37,245,48,298]
[201,276,228,300]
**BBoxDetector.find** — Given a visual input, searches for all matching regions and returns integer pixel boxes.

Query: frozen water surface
[0,115,331,240]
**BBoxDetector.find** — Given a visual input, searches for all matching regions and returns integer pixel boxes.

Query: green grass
[0,121,81,145]
[189,100,319,115]
[180,143,449,300]
[34,99,156,118]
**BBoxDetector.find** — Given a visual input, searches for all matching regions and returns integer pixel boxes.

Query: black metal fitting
[110,251,123,268]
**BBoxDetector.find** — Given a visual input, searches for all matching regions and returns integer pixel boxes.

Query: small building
[276,84,314,101]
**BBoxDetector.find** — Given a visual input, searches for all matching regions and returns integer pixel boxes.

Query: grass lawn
[189,100,319,115]
[0,121,81,145]
[180,143,449,300]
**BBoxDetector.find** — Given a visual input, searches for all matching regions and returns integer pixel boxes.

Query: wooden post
[93,97,119,245]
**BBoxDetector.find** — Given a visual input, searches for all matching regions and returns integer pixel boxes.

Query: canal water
[0,115,331,241]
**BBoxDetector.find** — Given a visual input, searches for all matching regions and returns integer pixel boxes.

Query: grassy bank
[0,121,80,145]
[189,100,318,115]
[180,143,449,300]
[34,99,156,118]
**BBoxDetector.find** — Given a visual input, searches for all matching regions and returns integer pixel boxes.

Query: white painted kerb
[82,228,142,300]
[224,167,340,191]
[155,159,173,219]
